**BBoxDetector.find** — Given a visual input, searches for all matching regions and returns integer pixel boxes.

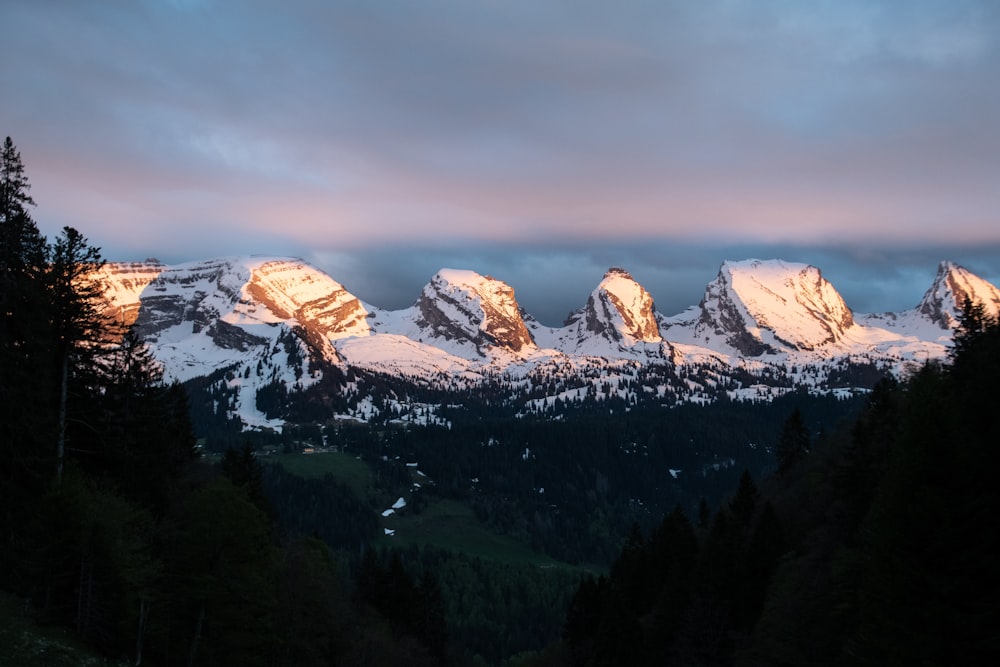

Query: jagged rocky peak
[569,267,662,344]
[414,269,535,353]
[245,258,371,338]
[696,259,855,354]
[918,261,1000,329]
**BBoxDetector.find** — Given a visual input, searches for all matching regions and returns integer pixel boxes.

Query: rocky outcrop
[918,261,1000,329]
[413,270,535,354]
[692,260,855,355]
[566,267,662,345]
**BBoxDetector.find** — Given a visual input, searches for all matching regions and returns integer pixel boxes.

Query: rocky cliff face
[563,267,663,348]
[97,257,370,346]
[92,261,164,328]
[244,259,371,339]
[918,261,1000,329]
[688,260,855,355]
[94,257,378,388]
[412,269,535,355]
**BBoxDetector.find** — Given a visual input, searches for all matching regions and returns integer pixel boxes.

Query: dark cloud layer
[306,240,1000,326]
[2,0,998,322]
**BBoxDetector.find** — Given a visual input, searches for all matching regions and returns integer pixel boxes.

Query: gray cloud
[2,0,998,320]
[303,240,1000,326]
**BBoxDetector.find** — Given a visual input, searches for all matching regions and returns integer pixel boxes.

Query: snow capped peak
[687,259,855,355]
[917,261,1000,329]
[550,267,666,359]
[590,267,662,343]
[97,256,373,374]
[432,268,494,290]
[92,253,1000,428]
[412,268,535,354]
[244,258,371,338]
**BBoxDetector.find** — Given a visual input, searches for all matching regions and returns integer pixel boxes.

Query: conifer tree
[158,479,277,667]
[47,226,106,485]
[221,442,270,517]
[949,297,993,362]
[729,470,759,525]
[416,571,448,664]
[776,408,810,474]
[564,575,609,665]
[96,327,198,510]
[0,136,51,494]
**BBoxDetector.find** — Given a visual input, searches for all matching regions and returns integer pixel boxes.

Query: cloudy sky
[3,0,999,324]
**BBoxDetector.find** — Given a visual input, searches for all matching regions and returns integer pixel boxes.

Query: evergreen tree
[949,296,993,362]
[273,538,348,667]
[646,506,699,661]
[0,136,51,497]
[47,226,106,485]
[776,408,810,474]
[157,479,277,667]
[221,443,270,517]
[48,470,158,659]
[608,522,653,614]
[851,329,1000,664]
[416,571,448,665]
[96,327,198,511]
[564,575,609,665]
[729,470,758,526]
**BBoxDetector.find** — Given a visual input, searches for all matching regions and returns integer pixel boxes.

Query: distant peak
[919,260,1000,328]
[696,257,853,353]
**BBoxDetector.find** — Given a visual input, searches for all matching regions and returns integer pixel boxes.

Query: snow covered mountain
[95,257,378,427]
[530,267,670,360]
[916,260,1000,328]
[856,261,1000,340]
[94,256,1000,428]
[96,257,371,372]
[662,260,856,356]
[390,269,535,357]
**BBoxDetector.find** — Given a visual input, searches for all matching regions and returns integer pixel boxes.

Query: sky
[3,0,999,325]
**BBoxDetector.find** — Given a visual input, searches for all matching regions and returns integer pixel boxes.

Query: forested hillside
[558,298,1000,666]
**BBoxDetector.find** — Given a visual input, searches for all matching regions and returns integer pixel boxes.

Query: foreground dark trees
[563,300,1000,666]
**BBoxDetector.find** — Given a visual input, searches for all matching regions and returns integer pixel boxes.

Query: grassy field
[270,450,374,498]
[378,497,566,567]
[273,452,570,568]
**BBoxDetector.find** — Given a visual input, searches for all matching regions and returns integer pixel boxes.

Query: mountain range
[93,257,1000,429]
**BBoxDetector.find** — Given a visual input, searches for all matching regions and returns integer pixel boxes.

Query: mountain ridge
[94,255,997,429]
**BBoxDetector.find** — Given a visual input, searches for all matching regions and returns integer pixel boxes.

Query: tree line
[553,298,1000,666]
